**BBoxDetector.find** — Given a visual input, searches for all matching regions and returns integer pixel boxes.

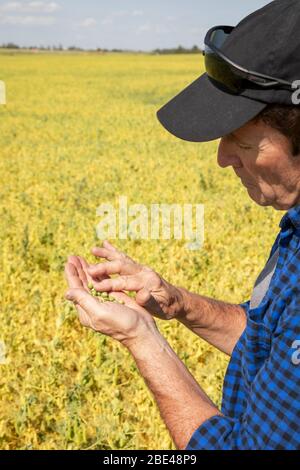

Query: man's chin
[246,187,271,207]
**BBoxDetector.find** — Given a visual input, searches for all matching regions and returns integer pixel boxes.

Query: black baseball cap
[156,0,300,142]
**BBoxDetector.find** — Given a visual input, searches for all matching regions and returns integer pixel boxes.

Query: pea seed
[88,288,120,304]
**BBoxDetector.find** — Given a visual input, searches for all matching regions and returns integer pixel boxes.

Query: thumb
[65,288,100,316]
[135,288,164,317]
[135,287,152,306]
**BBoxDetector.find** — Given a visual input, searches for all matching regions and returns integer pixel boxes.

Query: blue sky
[0,0,273,50]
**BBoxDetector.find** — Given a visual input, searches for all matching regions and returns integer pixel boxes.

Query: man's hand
[86,240,187,321]
[86,241,246,356]
[65,254,222,450]
[64,255,157,348]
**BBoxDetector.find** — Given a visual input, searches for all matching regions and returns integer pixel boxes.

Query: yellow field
[0,51,282,450]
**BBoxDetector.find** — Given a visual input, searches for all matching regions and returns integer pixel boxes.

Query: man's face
[217,119,300,210]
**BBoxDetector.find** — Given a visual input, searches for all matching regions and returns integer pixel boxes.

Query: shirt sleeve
[239,299,250,317]
[185,290,300,450]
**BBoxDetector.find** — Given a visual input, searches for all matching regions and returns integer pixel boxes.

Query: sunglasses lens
[204,46,243,93]
[209,28,231,49]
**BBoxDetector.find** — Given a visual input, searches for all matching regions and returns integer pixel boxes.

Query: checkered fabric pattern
[186,205,300,450]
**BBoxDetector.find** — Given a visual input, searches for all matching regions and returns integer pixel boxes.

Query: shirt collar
[279,204,300,231]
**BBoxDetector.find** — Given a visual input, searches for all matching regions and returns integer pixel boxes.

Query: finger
[67,255,105,289]
[77,256,93,289]
[66,288,139,323]
[103,240,118,251]
[88,259,140,278]
[67,255,82,270]
[64,262,83,289]
[92,241,134,263]
[80,257,97,276]
[79,256,101,287]
[91,246,120,261]
[109,291,147,314]
[64,278,92,323]
[92,274,143,293]
[77,255,109,284]
[102,240,134,261]
[71,257,89,289]
[67,256,88,286]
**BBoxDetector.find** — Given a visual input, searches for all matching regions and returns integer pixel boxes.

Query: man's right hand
[87,240,187,321]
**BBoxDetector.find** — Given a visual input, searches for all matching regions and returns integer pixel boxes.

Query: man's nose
[217,146,242,169]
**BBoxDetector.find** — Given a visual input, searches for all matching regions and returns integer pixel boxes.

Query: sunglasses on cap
[203,25,294,93]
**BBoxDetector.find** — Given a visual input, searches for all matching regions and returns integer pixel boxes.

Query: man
[65,0,300,449]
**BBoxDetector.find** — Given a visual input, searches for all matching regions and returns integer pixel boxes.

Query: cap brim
[156,73,267,142]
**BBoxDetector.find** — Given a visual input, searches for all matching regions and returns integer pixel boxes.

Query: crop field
[0,51,282,450]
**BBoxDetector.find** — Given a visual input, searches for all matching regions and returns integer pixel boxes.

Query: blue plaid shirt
[186,204,300,450]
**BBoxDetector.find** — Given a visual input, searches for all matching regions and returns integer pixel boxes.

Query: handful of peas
[88,283,125,305]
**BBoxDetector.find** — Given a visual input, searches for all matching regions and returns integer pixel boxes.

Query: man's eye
[238,144,252,150]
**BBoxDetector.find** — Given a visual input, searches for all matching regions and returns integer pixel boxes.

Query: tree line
[0,43,203,54]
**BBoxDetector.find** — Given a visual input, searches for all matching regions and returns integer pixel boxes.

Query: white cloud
[137,23,151,33]
[132,10,143,17]
[0,14,55,24]
[0,1,60,13]
[101,17,113,25]
[0,1,60,27]
[0,1,22,11]
[29,1,60,13]
[136,23,172,35]
[154,24,171,34]
[79,17,97,28]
